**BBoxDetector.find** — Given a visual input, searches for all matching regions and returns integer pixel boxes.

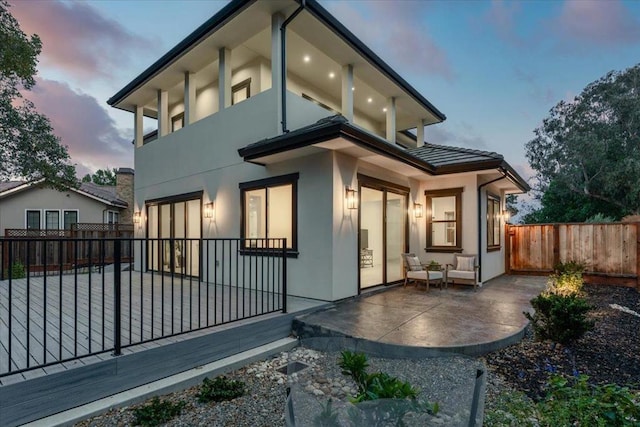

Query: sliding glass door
[359,177,408,290]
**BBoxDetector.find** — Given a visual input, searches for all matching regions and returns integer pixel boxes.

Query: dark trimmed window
[26,210,40,229]
[425,187,463,252]
[232,78,251,105]
[240,173,298,252]
[487,195,501,250]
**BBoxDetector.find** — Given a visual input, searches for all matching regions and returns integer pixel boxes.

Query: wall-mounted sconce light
[133,211,142,228]
[345,187,358,210]
[413,203,423,218]
[204,201,214,219]
[502,209,511,223]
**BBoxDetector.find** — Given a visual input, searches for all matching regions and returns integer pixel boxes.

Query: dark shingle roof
[408,143,503,168]
[0,180,127,207]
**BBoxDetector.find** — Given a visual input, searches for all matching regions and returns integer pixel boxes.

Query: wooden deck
[0,270,285,378]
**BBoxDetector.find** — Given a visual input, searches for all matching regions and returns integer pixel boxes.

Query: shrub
[197,375,245,403]
[547,272,584,296]
[553,260,586,276]
[524,293,594,345]
[585,213,616,223]
[539,375,640,426]
[132,396,186,426]
[5,262,26,279]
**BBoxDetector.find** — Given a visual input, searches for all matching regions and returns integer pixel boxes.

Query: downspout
[280,0,306,134]
[477,169,508,283]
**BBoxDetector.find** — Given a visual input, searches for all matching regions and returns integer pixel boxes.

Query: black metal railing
[0,237,287,377]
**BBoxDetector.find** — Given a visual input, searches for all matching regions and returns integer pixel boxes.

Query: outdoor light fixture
[133,211,141,224]
[502,209,511,223]
[346,187,358,210]
[414,203,423,218]
[204,202,214,219]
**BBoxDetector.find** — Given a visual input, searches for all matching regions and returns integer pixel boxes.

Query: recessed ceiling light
[367,97,373,103]
[303,55,310,63]
[328,72,335,79]
[383,107,388,112]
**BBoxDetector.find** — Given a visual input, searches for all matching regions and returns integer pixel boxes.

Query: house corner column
[157,90,169,137]
[134,105,144,147]
[218,48,232,109]
[184,72,196,124]
[271,13,284,133]
[416,119,425,147]
[386,97,396,143]
[341,64,354,121]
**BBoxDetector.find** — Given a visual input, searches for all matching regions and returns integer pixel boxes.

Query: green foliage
[0,1,76,187]
[4,261,25,279]
[547,262,585,297]
[132,396,185,427]
[539,375,640,426]
[196,375,245,403]
[525,64,640,219]
[81,168,117,186]
[585,213,616,223]
[484,377,640,426]
[553,260,586,275]
[338,350,369,395]
[505,194,519,219]
[525,293,594,345]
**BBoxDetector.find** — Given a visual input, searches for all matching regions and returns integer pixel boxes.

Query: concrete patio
[293,275,548,356]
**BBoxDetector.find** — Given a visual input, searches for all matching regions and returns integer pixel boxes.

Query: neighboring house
[108,0,528,302]
[0,168,134,234]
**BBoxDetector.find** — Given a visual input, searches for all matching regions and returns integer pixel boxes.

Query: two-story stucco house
[108,0,528,302]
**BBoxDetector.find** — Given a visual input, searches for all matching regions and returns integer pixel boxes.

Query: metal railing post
[282,238,287,313]
[113,238,122,356]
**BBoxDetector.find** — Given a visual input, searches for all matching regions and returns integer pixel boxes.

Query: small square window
[232,78,251,105]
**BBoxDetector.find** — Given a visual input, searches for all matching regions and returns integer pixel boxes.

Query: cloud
[28,79,133,175]
[513,67,556,104]
[548,0,640,48]
[323,1,454,81]
[8,0,154,80]
[483,0,525,46]
[426,123,489,149]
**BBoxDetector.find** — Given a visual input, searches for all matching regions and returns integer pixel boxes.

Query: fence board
[507,222,639,289]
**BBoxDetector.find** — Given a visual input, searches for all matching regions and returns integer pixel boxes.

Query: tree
[525,64,640,221]
[0,1,75,187]
[81,168,117,186]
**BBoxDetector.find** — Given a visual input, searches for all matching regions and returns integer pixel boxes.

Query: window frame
[45,209,61,230]
[231,78,251,105]
[239,173,299,256]
[63,210,79,230]
[487,194,501,251]
[26,209,41,229]
[104,210,120,224]
[171,112,184,132]
[424,187,463,253]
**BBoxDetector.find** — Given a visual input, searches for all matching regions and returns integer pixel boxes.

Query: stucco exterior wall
[479,180,508,282]
[0,186,114,233]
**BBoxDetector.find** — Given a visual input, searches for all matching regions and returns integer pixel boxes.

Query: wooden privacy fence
[506,222,640,289]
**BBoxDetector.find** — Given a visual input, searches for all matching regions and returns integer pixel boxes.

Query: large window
[26,210,41,229]
[45,210,60,230]
[240,173,298,252]
[425,187,463,252]
[64,210,78,230]
[487,195,501,250]
[105,210,120,224]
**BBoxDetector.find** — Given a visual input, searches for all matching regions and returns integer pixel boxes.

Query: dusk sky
[8,0,640,183]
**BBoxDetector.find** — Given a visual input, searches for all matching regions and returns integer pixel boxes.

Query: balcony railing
[0,237,287,378]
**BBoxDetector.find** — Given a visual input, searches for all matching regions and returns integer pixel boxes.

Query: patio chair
[446,253,479,290]
[401,253,444,291]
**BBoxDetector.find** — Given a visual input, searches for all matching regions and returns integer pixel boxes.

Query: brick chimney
[115,168,135,224]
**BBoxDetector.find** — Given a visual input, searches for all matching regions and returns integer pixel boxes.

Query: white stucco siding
[0,186,112,232]
[479,181,507,282]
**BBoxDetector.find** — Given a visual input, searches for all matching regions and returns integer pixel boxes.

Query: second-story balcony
[109,0,445,151]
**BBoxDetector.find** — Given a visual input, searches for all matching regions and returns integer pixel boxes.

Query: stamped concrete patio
[293,275,548,356]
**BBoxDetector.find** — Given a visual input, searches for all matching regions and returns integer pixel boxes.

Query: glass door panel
[160,204,172,273]
[186,199,201,276]
[360,187,383,288]
[148,205,159,271]
[386,192,406,283]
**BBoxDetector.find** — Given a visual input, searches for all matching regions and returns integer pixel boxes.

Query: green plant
[585,213,616,223]
[132,396,186,426]
[197,375,245,403]
[553,260,586,276]
[547,272,584,296]
[484,390,538,427]
[539,375,640,426]
[524,293,594,345]
[338,350,369,395]
[6,262,26,279]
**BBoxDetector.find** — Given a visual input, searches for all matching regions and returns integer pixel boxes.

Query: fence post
[504,224,511,275]
[282,238,287,314]
[113,238,122,356]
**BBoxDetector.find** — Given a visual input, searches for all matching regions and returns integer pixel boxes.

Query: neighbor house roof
[0,181,128,207]
[107,0,446,122]
[238,115,530,192]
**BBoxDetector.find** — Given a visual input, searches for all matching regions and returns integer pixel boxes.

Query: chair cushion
[448,270,476,280]
[456,256,475,271]
[407,270,428,280]
[406,256,423,271]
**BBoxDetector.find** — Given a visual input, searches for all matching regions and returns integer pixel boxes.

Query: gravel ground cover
[77,283,639,426]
